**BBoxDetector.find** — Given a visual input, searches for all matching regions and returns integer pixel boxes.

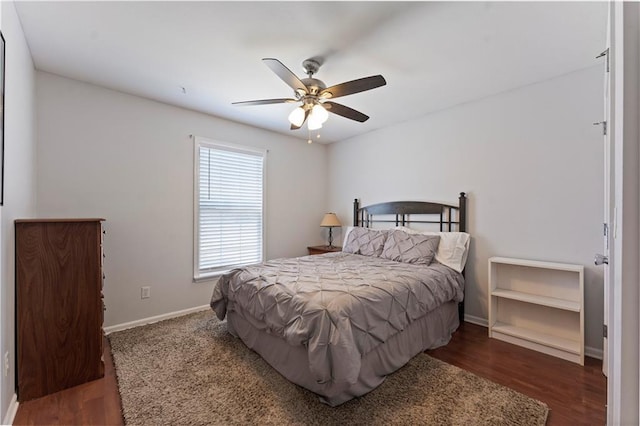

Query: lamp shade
[320,213,341,227]
[312,104,329,124]
[307,115,323,130]
[288,106,306,127]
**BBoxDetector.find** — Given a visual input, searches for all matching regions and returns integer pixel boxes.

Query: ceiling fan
[232,57,386,131]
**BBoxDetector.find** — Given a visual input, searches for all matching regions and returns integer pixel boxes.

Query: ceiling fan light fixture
[288,106,306,127]
[308,115,323,130]
[311,104,329,124]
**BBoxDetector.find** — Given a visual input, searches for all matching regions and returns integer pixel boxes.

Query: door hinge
[596,48,609,73]
[593,120,607,136]
[604,223,608,237]
[603,324,608,338]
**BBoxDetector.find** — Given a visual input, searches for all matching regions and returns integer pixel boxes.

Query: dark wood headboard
[353,192,466,232]
[352,192,468,321]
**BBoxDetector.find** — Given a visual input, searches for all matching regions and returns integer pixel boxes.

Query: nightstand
[307,245,342,255]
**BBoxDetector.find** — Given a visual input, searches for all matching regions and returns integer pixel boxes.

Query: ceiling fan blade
[232,98,297,106]
[320,75,386,99]
[263,58,308,94]
[290,109,310,130]
[323,101,369,122]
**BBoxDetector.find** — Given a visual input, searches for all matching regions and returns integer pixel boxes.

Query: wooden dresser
[16,219,105,401]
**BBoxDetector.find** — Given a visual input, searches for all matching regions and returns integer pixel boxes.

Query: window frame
[193,136,266,281]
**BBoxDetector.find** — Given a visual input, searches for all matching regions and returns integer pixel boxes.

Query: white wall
[0,0,37,419]
[328,66,604,351]
[36,72,328,327]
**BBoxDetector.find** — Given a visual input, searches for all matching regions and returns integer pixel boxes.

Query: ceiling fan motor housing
[300,78,326,96]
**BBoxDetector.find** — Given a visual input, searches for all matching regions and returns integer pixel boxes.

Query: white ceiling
[14,1,607,144]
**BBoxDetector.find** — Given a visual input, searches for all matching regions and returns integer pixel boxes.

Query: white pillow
[395,226,470,273]
[342,226,355,248]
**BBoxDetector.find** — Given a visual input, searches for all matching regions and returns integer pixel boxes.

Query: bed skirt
[226,300,460,406]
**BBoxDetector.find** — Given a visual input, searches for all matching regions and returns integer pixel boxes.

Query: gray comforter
[210,252,463,388]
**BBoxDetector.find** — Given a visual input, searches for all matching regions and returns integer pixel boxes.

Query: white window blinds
[194,138,265,278]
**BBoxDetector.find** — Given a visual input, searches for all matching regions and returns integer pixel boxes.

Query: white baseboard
[463,314,488,327]
[104,306,606,362]
[3,393,18,426]
[585,345,603,360]
[104,305,210,335]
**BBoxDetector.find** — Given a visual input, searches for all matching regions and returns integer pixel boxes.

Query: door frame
[601,2,612,377]
[607,2,640,424]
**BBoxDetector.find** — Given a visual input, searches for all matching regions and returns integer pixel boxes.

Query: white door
[595,6,612,377]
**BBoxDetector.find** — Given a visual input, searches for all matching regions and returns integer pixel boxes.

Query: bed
[210,193,468,406]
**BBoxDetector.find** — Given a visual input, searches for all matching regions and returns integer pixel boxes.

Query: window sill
[193,270,230,283]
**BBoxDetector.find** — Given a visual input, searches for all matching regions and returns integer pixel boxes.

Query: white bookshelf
[488,256,584,365]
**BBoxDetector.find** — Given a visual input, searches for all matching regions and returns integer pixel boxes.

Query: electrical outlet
[141,286,151,299]
[4,351,9,377]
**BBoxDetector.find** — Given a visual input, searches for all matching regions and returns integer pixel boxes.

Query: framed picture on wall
[0,31,5,205]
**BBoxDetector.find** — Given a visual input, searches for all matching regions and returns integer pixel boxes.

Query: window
[194,137,265,279]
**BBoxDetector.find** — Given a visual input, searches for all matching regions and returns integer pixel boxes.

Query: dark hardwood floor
[427,322,606,425]
[13,322,606,425]
[13,338,123,426]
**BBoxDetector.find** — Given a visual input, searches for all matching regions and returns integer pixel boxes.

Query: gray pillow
[381,230,440,265]
[343,227,388,257]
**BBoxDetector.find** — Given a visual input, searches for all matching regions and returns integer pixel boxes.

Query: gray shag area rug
[109,310,548,425]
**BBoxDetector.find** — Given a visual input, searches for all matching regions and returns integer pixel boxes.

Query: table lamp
[320,213,342,248]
